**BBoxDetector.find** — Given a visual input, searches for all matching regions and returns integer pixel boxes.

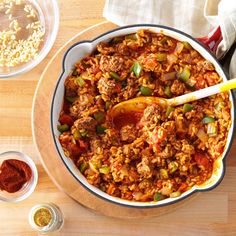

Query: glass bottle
[28,203,64,233]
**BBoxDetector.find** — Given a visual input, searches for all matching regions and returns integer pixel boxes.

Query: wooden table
[0,0,236,235]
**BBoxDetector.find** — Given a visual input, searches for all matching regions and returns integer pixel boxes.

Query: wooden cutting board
[32,21,226,218]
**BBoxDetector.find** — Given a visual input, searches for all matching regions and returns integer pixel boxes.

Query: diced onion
[196,128,208,143]
[174,42,184,54]
[207,123,218,137]
[160,186,172,196]
[170,191,181,198]
[89,161,99,174]
[167,54,178,64]
[133,191,143,200]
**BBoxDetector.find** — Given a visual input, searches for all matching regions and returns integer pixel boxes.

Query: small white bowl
[0,151,38,202]
[51,24,235,208]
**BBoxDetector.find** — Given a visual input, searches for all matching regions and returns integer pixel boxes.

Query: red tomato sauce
[111,111,143,129]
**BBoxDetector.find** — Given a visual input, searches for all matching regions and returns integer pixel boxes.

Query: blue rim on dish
[50,24,235,208]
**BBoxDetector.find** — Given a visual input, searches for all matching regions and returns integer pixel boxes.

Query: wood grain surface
[0,0,236,235]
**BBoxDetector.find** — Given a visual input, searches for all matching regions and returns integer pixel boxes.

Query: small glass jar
[28,203,64,233]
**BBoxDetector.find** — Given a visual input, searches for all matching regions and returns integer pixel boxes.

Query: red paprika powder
[0,159,32,193]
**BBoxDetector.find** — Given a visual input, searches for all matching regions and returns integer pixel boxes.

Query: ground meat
[120,124,137,143]
[102,128,120,146]
[97,77,116,97]
[64,77,78,97]
[137,157,152,178]
[141,104,162,127]
[170,80,186,95]
[90,138,103,154]
[122,144,139,161]
[97,42,115,55]
[138,179,151,190]
[141,54,159,72]
[99,55,125,72]
[69,95,94,118]
[74,117,97,130]
[111,165,129,183]
[69,101,81,118]
[160,180,174,196]
[116,43,131,56]
[156,144,175,159]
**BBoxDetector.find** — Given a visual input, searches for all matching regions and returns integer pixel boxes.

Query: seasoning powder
[33,208,52,227]
[29,203,64,233]
[0,159,32,193]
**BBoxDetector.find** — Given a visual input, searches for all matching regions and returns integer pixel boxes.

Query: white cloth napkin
[103,0,236,77]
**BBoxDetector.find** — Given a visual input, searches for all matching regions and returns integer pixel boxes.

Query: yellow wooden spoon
[110,78,236,118]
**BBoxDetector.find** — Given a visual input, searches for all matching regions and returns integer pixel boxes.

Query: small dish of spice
[0,151,38,202]
[29,203,64,233]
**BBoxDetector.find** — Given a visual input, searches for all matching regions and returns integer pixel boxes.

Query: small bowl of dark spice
[0,151,38,202]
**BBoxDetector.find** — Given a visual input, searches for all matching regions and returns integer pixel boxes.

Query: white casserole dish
[51,24,235,208]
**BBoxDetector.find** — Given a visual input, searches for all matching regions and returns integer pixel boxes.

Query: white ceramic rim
[51,24,235,208]
[0,0,60,79]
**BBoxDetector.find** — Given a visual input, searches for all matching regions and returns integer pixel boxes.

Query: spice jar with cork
[28,203,64,233]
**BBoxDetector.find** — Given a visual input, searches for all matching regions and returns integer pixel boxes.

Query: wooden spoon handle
[168,78,236,106]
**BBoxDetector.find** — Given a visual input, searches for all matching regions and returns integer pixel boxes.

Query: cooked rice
[0,0,44,67]
[57,29,232,202]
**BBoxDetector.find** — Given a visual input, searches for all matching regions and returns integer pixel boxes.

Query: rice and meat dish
[57,30,231,202]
